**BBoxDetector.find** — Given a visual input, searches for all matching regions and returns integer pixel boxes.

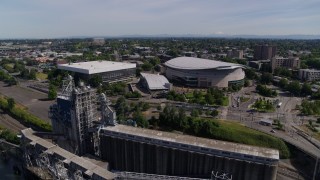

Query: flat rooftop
[58,60,136,75]
[102,125,279,160]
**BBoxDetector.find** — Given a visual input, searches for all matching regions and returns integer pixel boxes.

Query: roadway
[222,86,320,159]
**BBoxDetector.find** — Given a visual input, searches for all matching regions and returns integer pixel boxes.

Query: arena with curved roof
[164,57,245,88]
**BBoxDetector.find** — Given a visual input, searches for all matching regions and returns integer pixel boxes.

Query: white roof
[58,60,136,75]
[165,57,244,70]
[141,73,170,90]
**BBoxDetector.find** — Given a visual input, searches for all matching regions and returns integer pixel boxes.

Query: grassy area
[5,63,14,68]
[185,91,206,99]
[0,125,20,145]
[212,120,290,158]
[0,96,52,131]
[222,96,229,106]
[36,72,48,80]
[301,125,320,141]
[240,97,250,103]
[156,107,290,159]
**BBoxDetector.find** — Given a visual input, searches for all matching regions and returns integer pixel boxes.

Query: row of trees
[300,100,320,115]
[152,106,220,135]
[167,88,227,106]
[277,79,313,96]
[0,97,52,131]
[256,85,277,97]
[1,58,37,80]
[0,70,17,85]
[252,98,275,112]
[149,106,289,158]
[114,97,150,126]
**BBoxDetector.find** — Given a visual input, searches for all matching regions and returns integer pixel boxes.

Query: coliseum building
[164,57,245,88]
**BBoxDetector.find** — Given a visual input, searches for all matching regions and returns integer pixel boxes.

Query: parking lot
[0,81,54,122]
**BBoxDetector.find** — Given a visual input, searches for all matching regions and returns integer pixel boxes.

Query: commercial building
[299,69,320,81]
[254,45,277,60]
[139,72,172,93]
[57,60,136,83]
[271,56,300,72]
[164,57,245,88]
[227,49,244,59]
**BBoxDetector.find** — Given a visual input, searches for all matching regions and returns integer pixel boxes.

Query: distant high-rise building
[92,38,105,45]
[254,45,277,60]
[227,49,244,59]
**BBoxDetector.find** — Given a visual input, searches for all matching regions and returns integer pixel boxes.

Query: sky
[0,0,319,39]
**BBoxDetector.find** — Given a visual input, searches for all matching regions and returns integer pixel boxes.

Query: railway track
[0,111,26,133]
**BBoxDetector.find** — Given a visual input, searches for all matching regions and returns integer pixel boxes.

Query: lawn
[212,120,290,158]
[240,97,250,103]
[36,72,48,80]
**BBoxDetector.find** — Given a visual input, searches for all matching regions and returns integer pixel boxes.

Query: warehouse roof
[58,60,136,75]
[102,125,279,160]
[140,73,170,90]
[165,57,244,70]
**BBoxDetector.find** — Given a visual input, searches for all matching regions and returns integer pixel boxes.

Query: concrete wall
[100,135,277,180]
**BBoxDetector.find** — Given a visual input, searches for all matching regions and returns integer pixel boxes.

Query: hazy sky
[1,0,319,38]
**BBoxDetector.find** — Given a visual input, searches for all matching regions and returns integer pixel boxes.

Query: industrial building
[46,76,280,180]
[21,128,116,180]
[57,60,136,83]
[139,72,172,93]
[254,45,277,60]
[299,69,320,81]
[100,125,279,180]
[164,57,245,88]
[49,75,116,155]
[271,56,300,72]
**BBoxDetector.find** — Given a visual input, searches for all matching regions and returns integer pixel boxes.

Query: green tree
[278,78,288,89]
[48,85,57,100]
[244,69,257,80]
[211,109,219,117]
[29,69,37,80]
[191,109,199,117]
[287,81,301,96]
[7,98,15,110]
[260,73,273,84]
[133,109,149,128]
[89,75,102,87]
[301,83,312,96]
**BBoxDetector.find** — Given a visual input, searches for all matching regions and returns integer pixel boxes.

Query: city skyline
[0,0,320,39]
